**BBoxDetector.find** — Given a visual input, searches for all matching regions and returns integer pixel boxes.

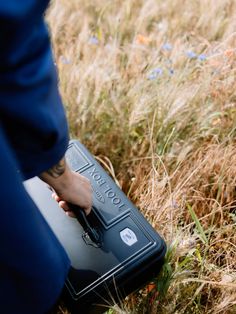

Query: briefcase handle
[69,204,100,244]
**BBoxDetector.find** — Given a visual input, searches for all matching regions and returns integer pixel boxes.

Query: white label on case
[120,228,138,246]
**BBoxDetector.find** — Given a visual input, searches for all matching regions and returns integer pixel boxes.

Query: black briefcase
[25,140,166,313]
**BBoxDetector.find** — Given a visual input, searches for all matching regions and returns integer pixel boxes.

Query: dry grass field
[47,0,236,313]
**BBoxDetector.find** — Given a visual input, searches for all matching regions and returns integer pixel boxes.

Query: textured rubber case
[25,140,166,313]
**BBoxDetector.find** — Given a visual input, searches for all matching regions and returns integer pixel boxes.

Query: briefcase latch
[69,204,101,247]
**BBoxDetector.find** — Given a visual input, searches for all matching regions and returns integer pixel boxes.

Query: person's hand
[39,158,92,216]
[51,171,92,217]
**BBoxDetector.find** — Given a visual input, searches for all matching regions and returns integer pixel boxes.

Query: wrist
[48,165,73,195]
[39,158,73,193]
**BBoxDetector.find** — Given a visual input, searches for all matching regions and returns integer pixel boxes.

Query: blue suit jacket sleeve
[0,1,71,313]
[0,0,69,179]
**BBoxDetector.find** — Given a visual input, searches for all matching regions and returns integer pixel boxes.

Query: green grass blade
[187,203,208,245]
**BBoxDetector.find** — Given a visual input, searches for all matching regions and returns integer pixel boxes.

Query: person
[0,1,92,313]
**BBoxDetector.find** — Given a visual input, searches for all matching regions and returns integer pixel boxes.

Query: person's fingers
[52,193,61,202]
[65,211,76,218]
[51,193,77,218]
[58,200,69,211]
[58,201,76,218]
[52,190,91,217]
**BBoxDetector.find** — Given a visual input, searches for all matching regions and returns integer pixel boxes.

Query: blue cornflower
[198,54,207,61]
[148,73,157,80]
[153,68,163,75]
[147,67,163,80]
[162,43,172,51]
[89,36,99,45]
[168,68,174,76]
[186,51,197,59]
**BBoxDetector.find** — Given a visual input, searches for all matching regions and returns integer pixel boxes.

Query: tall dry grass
[47,0,236,313]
